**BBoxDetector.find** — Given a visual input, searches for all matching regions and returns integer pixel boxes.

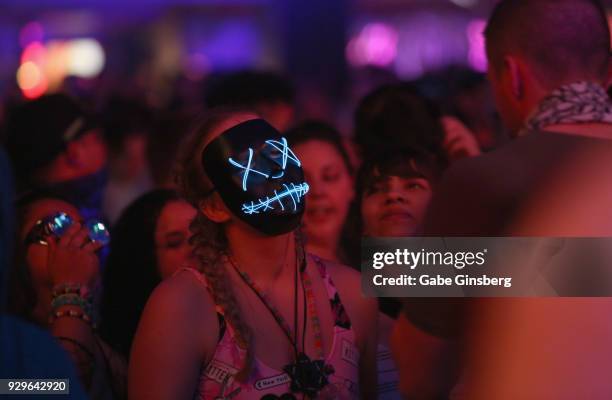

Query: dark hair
[484,0,610,89]
[176,107,261,380]
[98,189,182,359]
[357,148,446,193]
[285,120,354,175]
[0,148,15,312]
[354,83,447,162]
[205,70,295,109]
[102,95,152,153]
[147,110,199,187]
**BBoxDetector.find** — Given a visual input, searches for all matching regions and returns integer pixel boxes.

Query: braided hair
[175,108,256,380]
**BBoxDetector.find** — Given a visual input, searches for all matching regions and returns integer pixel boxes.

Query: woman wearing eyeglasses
[8,192,126,400]
[129,109,378,400]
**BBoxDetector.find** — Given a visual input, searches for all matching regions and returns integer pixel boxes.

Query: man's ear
[200,193,232,223]
[504,56,523,100]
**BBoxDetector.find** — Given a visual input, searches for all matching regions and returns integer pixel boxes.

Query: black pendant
[283,353,335,398]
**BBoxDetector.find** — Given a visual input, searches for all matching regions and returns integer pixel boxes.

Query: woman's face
[361,174,432,237]
[20,199,82,288]
[293,140,354,246]
[154,200,197,279]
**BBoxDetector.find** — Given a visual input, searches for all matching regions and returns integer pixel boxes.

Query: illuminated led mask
[202,119,309,236]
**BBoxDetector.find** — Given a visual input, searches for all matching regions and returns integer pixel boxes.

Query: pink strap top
[178,255,360,399]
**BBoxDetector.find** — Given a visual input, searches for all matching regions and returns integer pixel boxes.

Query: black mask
[202,119,309,236]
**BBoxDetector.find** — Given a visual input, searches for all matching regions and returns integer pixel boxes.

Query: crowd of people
[2,0,612,399]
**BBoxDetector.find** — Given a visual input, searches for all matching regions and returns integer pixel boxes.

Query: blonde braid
[176,107,259,382]
[189,212,254,381]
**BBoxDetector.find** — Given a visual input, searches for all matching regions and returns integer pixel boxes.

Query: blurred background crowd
[2,0,612,399]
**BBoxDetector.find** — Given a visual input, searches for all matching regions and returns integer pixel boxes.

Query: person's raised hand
[46,222,103,288]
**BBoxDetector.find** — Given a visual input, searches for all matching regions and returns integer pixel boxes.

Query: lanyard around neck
[227,253,324,360]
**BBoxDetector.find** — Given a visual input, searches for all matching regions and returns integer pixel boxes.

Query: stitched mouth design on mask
[228,137,309,216]
[242,182,310,214]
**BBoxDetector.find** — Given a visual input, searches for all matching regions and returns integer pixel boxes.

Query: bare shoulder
[148,269,215,315]
[130,269,218,398]
[138,268,219,354]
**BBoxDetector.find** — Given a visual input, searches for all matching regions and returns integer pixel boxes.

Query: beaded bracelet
[49,308,96,329]
[51,283,91,300]
[51,293,94,316]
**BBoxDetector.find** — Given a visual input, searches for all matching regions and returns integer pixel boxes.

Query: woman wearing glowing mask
[129,110,377,400]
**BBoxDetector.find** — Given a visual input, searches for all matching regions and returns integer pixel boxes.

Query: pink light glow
[17,61,48,99]
[19,22,44,49]
[346,23,398,68]
[21,42,47,65]
[18,42,49,98]
[467,19,487,72]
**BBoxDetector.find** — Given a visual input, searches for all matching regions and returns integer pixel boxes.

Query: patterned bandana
[525,81,612,131]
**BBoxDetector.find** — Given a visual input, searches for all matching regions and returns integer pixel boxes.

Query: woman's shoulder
[160,267,213,302]
[144,267,217,329]
[171,266,210,288]
[135,267,220,359]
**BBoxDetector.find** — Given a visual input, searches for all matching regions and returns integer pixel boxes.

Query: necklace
[227,249,334,398]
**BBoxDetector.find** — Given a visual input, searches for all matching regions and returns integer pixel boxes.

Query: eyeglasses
[24,212,110,247]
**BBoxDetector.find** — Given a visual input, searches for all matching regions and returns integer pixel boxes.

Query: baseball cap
[4,94,97,181]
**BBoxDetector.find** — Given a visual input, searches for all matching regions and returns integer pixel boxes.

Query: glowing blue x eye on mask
[201,119,309,236]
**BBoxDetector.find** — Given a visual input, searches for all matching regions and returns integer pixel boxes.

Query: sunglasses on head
[24,212,110,247]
